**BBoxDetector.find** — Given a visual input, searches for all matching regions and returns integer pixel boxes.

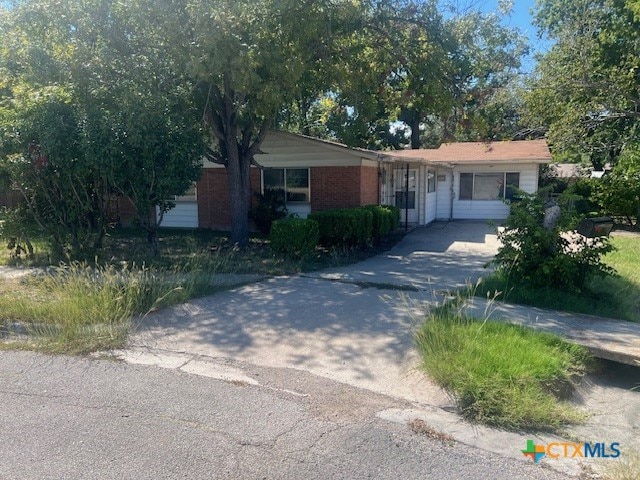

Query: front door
[395,168,418,224]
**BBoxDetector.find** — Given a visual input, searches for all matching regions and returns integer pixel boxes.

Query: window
[505,172,520,200]
[395,191,416,209]
[459,172,520,200]
[263,168,310,203]
[174,183,197,202]
[427,169,436,193]
[460,173,473,200]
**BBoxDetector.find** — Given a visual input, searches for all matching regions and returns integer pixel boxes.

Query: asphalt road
[0,351,572,480]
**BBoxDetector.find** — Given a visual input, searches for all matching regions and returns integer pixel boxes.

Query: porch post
[405,163,409,231]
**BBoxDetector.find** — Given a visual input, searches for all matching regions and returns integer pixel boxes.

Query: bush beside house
[270,217,319,258]
[309,208,373,248]
[308,205,400,249]
[363,204,400,238]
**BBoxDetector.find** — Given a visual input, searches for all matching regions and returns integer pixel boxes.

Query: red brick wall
[197,168,261,230]
[360,166,379,205]
[114,196,138,227]
[310,166,380,212]
[196,165,381,228]
[310,166,363,211]
[112,197,158,228]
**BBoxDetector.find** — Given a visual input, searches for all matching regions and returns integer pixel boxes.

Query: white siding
[426,191,437,223]
[418,165,426,225]
[287,203,311,218]
[158,203,198,228]
[436,168,453,220]
[451,164,539,220]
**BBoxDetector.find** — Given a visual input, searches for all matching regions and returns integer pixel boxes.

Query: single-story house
[380,140,552,224]
[114,132,552,229]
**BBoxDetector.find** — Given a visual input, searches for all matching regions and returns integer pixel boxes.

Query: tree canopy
[279,1,527,149]
[1,0,531,249]
[0,0,204,255]
[527,0,640,167]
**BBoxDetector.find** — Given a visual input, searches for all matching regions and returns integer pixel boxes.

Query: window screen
[505,172,520,200]
[473,173,504,200]
[459,173,473,200]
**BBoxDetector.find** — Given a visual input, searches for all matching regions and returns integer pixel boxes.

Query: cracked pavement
[0,350,574,480]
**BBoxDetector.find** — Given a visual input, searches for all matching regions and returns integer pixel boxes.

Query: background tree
[527,0,640,167]
[591,148,640,226]
[280,1,527,149]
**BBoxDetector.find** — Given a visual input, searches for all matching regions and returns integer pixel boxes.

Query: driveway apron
[130,221,500,406]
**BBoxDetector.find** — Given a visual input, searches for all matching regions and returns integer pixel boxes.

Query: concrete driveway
[306,221,500,292]
[120,221,639,474]
[128,221,499,406]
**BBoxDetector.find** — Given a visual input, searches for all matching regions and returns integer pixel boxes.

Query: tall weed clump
[415,310,592,431]
[0,258,220,354]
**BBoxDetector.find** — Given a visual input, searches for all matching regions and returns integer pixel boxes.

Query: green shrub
[591,170,640,226]
[562,178,600,216]
[250,189,288,234]
[308,208,373,248]
[0,205,40,258]
[362,205,398,239]
[490,192,615,293]
[270,217,319,258]
[381,205,401,231]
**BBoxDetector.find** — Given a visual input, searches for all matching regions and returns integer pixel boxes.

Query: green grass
[477,234,640,322]
[415,311,592,432]
[0,258,227,354]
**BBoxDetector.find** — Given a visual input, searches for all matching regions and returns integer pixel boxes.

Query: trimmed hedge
[363,205,400,239]
[270,217,319,258]
[308,207,373,248]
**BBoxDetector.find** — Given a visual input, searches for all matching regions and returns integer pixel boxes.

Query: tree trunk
[226,143,251,248]
[146,229,159,256]
[409,117,421,149]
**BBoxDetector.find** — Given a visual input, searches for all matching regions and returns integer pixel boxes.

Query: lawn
[1,227,404,275]
[476,233,640,322]
[414,310,592,432]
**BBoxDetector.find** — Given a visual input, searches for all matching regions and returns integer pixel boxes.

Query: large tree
[186,0,364,246]
[527,0,640,166]
[0,0,204,255]
[280,1,527,150]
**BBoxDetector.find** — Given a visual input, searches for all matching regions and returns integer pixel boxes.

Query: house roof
[264,131,380,160]
[382,140,552,165]
[553,163,586,178]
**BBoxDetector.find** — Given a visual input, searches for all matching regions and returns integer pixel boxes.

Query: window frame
[458,172,520,201]
[427,169,436,193]
[262,167,311,204]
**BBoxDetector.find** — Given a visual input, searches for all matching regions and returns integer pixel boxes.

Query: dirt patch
[407,418,455,443]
